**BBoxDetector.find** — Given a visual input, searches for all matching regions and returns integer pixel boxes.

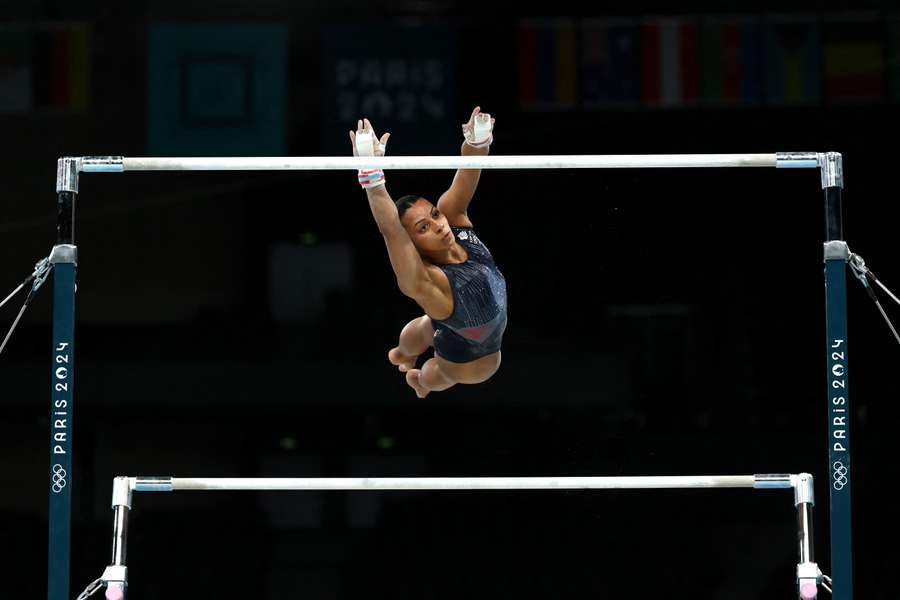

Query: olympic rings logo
[832,461,848,490]
[51,464,67,494]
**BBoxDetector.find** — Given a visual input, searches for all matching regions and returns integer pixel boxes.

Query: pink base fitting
[105,583,125,600]
[799,582,818,600]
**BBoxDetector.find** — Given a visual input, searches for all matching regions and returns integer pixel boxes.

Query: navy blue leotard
[431,227,508,363]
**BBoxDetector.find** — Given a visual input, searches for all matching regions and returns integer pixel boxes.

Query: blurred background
[2,0,898,598]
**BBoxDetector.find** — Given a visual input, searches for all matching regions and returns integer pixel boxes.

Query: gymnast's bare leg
[388,315,446,398]
[388,315,433,373]
[389,316,500,398]
[411,352,501,398]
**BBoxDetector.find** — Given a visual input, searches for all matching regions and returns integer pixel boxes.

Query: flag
[823,14,885,103]
[0,23,90,113]
[891,17,900,102]
[764,15,821,105]
[699,16,763,106]
[639,16,700,108]
[580,18,640,107]
[518,19,578,110]
[32,23,90,112]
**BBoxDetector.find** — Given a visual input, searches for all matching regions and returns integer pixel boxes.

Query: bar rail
[122,474,804,492]
[67,153,825,173]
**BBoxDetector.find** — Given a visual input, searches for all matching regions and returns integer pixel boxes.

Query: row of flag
[2,17,897,115]
[0,23,90,113]
[519,15,900,109]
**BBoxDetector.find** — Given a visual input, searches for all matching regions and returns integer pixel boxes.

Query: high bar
[75,153,823,173]
[125,474,802,492]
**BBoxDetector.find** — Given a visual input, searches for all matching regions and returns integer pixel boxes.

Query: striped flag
[33,23,90,112]
[823,14,885,103]
[699,16,763,106]
[580,18,640,107]
[763,15,821,105]
[891,17,900,102]
[639,16,700,108]
[0,23,89,113]
[518,19,578,110]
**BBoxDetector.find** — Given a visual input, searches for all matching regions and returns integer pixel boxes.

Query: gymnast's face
[401,199,454,254]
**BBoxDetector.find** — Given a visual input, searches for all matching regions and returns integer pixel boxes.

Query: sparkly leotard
[431,227,508,363]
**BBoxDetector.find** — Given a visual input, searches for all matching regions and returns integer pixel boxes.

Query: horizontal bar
[76,154,789,173]
[126,475,796,492]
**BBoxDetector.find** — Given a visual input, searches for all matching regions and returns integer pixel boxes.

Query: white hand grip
[355,132,376,157]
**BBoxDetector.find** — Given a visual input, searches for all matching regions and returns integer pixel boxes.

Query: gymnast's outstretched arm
[437,106,495,226]
[364,183,435,297]
[350,119,439,302]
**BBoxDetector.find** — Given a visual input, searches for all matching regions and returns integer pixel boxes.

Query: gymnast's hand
[462,106,494,148]
[349,118,390,157]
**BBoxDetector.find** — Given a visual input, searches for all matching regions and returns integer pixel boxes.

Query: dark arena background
[1,0,898,598]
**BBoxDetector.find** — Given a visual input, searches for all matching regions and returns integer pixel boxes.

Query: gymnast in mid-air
[350,106,507,398]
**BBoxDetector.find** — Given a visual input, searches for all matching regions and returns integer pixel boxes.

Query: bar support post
[48,157,80,600]
[820,152,852,600]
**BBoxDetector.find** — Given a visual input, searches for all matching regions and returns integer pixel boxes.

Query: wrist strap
[465,134,493,149]
[359,169,386,189]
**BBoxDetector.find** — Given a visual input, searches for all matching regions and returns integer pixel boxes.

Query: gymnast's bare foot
[388,347,417,373]
[405,369,430,398]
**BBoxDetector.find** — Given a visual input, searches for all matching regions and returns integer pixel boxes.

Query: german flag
[31,23,91,112]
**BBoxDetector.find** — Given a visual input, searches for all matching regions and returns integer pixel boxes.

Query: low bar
[76,154,790,173]
[128,475,779,492]
[88,473,818,600]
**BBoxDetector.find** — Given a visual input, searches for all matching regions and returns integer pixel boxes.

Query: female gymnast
[350,107,507,398]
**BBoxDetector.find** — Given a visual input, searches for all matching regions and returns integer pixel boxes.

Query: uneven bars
[122,474,803,492]
[72,153,824,173]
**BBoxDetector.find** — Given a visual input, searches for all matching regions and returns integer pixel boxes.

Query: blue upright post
[48,158,79,600]
[821,152,852,599]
